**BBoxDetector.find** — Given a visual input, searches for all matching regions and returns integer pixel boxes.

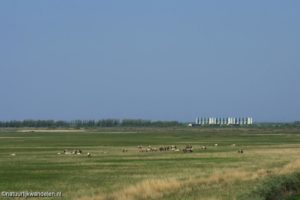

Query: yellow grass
[115,178,182,200]
[278,159,300,174]
[78,158,300,200]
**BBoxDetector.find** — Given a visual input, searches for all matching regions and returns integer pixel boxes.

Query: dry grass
[77,194,105,200]
[114,178,182,200]
[77,178,182,200]
[250,148,300,155]
[78,158,300,200]
[278,159,300,174]
[77,170,256,200]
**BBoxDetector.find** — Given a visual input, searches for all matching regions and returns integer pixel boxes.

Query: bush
[240,172,300,200]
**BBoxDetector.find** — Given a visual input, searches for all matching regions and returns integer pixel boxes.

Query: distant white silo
[247,117,252,125]
[229,117,232,125]
[210,117,215,125]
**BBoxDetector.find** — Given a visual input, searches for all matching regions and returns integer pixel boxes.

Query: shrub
[240,172,300,200]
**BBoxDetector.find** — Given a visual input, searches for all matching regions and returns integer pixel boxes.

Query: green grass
[1,127,300,200]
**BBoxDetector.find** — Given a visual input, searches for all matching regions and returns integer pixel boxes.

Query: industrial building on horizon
[194,117,253,126]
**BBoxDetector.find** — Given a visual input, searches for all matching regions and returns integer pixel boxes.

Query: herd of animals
[132,144,243,154]
[57,149,91,157]
[10,144,244,157]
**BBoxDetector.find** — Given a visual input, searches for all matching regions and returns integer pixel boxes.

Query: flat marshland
[1,127,300,200]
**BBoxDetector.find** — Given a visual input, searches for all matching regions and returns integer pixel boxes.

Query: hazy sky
[0,1,299,122]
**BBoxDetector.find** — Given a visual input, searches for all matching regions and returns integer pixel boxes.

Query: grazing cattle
[137,145,173,153]
[137,145,144,152]
[159,146,165,152]
[171,145,177,151]
[183,145,193,153]
[63,149,82,155]
[138,145,146,152]
[64,151,72,155]
[87,152,91,157]
[201,146,207,150]
[231,144,236,147]
[10,153,16,156]
[122,148,128,152]
[183,148,192,153]
[238,149,244,154]
[73,149,82,155]
[159,146,169,151]
[214,144,218,147]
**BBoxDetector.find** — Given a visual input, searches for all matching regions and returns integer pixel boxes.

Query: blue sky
[0,1,299,122]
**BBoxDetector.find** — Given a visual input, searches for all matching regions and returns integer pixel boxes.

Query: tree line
[0,119,183,128]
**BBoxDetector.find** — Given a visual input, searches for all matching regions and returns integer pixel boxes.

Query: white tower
[247,117,253,125]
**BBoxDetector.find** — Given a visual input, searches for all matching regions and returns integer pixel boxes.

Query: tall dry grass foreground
[78,158,300,200]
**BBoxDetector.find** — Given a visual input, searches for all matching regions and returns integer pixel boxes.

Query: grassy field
[1,127,300,200]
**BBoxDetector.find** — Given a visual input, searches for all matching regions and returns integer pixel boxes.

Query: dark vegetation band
[0,120,299,128]
[0,119,183,128]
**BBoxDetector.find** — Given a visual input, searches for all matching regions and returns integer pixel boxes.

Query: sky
[0,1,299,122]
